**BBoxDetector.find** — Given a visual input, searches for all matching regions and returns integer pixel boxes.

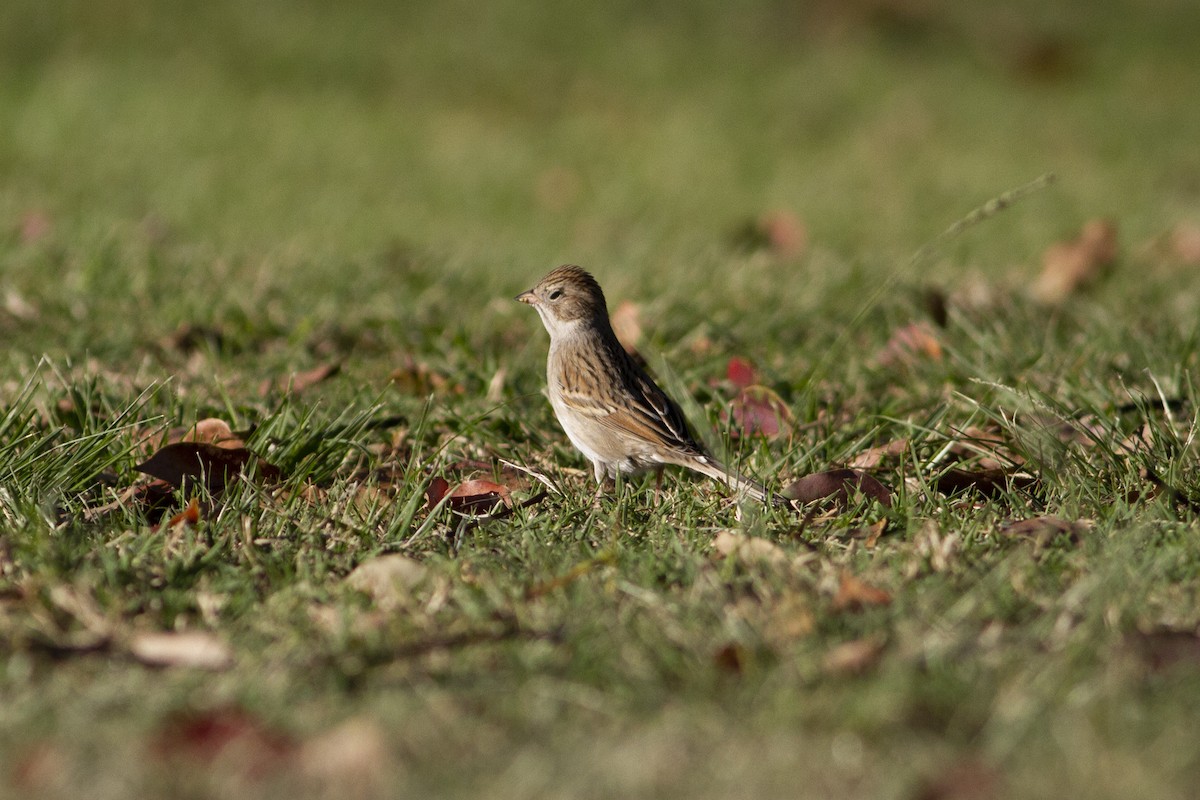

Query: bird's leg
[652,466,665,505]
[591,460,607,508]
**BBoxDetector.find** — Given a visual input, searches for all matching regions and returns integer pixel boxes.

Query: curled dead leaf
[136,442,281,495]
[877,321,943,367]
[1032,218,1118,304]
[934,467,1036,499]
[182,418,244,449]
[823,636,885,675]
[259,362,341,397]
[848,438,909,470]
[783,469,892,508]
[832,572,893,612]
[999,516,1089,545]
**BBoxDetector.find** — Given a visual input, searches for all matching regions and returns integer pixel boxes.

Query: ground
[2,1,1200,798]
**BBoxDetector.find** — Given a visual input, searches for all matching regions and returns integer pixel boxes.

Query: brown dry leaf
[345,555,428,609]
[1125,627,1200,673]
[876,321,943,367]
[298,717,390,794]
[1032,218,1118,304]
[823,636,885,675]
[259,362,341,397]
[934,467,1036,499]
[731,210,808,258]
[914,758,1003,800]
[425,476,451,509]
[722,385,791,439]
[858,519,889,549]
[832,572,892,611]
[182,418,244,449]
[783,468,893,508]
[445,479,511,514]
[163,497,202,529]
[712,530,788,566]
[848,438,909,470]
[999,516,1089,545]
[948,425,1023,470]
[609,300,643,354]
[136,442,281,495]
[128,631,233,670]
[1169,222,1200,265]
[713,642,749,674]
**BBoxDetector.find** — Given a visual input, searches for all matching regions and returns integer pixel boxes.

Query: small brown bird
[517,265,775,503]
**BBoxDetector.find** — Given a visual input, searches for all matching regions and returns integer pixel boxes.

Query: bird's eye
[548,289,563,301]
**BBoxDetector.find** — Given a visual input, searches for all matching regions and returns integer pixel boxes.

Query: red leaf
[153,707,294,776]
[136,442,281,495]
[783,468,892,508]
[726,357,757,389]
[425,476,450,509]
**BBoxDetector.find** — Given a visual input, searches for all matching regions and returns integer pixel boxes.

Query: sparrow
[517,265,776,504]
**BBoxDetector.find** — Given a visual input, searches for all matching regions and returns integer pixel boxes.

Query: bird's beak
[515,290,537,305]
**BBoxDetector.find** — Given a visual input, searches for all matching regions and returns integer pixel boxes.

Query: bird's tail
[684,454,788,507]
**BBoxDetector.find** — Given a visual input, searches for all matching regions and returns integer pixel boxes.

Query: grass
[3,0,1200,797]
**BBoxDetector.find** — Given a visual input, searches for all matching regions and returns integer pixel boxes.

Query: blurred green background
[5,0,1198,279]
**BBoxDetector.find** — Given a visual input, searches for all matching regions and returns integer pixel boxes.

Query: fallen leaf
[136,442,281,495]
[153,706,294,774]
[933,467,1036,499]
[712,530,787,566]
[129,631,233,670]
[914,758,1003,800]
[823,637,885,675]
[876,321,942,367]
[446,479,511,514]
[783,469,892,508]
[346,555,428,609]
[848,438,909,469]
[1169,222,1200,265]
[722,385,791,438]
[731,210,808,258]
[1032,218,1118,303]
[425,476,451,509]
[258,362,341,397]
[610,300,643,354]
[725,356,757,389]
[182,418,244,449]
[713,642,749,674]
[832,572,893,611]
[163,497,202,529]
[1125,627,1200,673]
[999,516,1089,545]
